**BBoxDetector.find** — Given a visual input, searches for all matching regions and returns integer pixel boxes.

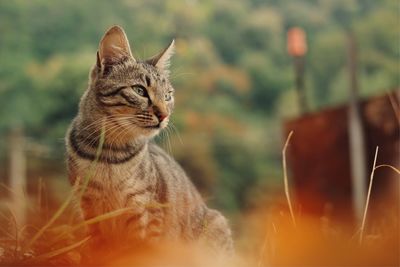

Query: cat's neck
[72,116,148,155]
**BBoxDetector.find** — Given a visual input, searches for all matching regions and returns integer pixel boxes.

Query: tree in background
[0,0,398,215]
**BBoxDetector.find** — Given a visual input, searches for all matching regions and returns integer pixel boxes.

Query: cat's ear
[98,25,135,67]
[147,39,175,72]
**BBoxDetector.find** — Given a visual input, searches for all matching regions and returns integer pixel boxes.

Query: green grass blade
[24,126,105,251]
[50,207,132,243]
[25,190,75,250]
[26,236,91,263]
[75,125,105,199]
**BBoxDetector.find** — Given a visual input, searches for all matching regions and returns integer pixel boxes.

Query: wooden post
[9,126,27,229]
[293,56,307,113]
[346,31,367,222]
[287,27,308,114]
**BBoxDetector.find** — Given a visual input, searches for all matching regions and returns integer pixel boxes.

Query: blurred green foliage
[0,0,397,213]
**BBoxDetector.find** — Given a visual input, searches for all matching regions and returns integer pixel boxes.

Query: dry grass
[359,146,379,244]
[250,133,399,267]
[0,129,399,266]
[282,130,296,227]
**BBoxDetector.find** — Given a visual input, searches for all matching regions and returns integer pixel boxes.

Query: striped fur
[65,26,233,254]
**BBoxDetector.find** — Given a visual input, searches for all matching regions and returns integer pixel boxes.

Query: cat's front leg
[197,208,234,255]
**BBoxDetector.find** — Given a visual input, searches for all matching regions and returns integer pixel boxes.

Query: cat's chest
[75,160,160,240]
[75,160,154,207]
[74,159,139,185]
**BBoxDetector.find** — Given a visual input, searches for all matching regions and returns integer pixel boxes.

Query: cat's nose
[156,112,168,122]
[153,106,168,122]
[153,108,168,122]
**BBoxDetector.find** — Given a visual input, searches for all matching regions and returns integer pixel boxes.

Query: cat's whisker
[164,126,173,155]
[85,115,134,141]
[159,130,167,150]
[159,130,165,142]
[170,72,195,80]
[98,118,133,146]
[104,116,144,149]
[79,126,113,150]
[169,66,189,77]
[112,127,136,150]
[106,121,135,151]
[81,120,118,147]
[82,116,134,149]
[101,115,151,149]
[169,122,183,145]
[76,117,110,135]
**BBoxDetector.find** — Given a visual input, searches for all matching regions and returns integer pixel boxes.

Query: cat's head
[84,25,175,139]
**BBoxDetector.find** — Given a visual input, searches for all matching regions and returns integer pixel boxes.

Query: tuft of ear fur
[146,39,175,73]
[98,25,134,67]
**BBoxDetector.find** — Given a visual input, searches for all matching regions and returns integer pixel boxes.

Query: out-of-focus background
[0,0,399,265]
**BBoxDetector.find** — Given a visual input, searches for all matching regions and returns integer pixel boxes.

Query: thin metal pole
[9,126,27,229]
[346,31,367,222]
[294,56,308,114]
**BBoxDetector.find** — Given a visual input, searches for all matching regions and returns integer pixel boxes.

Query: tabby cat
[65,26,233,254]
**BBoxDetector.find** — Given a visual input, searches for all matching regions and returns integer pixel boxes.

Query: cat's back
[148,142,203,203]
[148,142,184,175]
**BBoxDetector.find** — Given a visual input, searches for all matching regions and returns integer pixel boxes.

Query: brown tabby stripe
[72,124,134,152]
[126,212,145,226]
[95,92,127,107]
[69,127,144,164]
[98,100,128,107]
[147,218,162,229]
[192,206,207,239]
[147,231,162,237]
[117,176,135,190]
[98,86,126,97]
[124,185,154,206]
[154,164,168,204]
[144,75,151,87]
[86,180,104,191]
[120,91,140,106]
[81,195,92,204]
[147,216,163,241]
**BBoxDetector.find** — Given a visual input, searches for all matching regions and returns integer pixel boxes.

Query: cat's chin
[139,128,160,139]
[138,125,158,134]
[140,122,168,138]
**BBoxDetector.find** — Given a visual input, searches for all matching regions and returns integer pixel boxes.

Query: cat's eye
[164,91,173,101]
[132,85,147,97]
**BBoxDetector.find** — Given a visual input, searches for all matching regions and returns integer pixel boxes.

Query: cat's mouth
[143,124,161,129]
[139,120,168,131]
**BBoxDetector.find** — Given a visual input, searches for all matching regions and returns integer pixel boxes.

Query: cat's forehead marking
[137,62,169,87]
[144,75,151,87]
[102,60,171,99]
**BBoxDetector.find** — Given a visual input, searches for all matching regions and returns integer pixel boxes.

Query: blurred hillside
[0,0,398,214]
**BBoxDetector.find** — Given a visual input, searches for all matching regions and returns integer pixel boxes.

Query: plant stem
[359,146,379,244]
[283,130,296,227]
